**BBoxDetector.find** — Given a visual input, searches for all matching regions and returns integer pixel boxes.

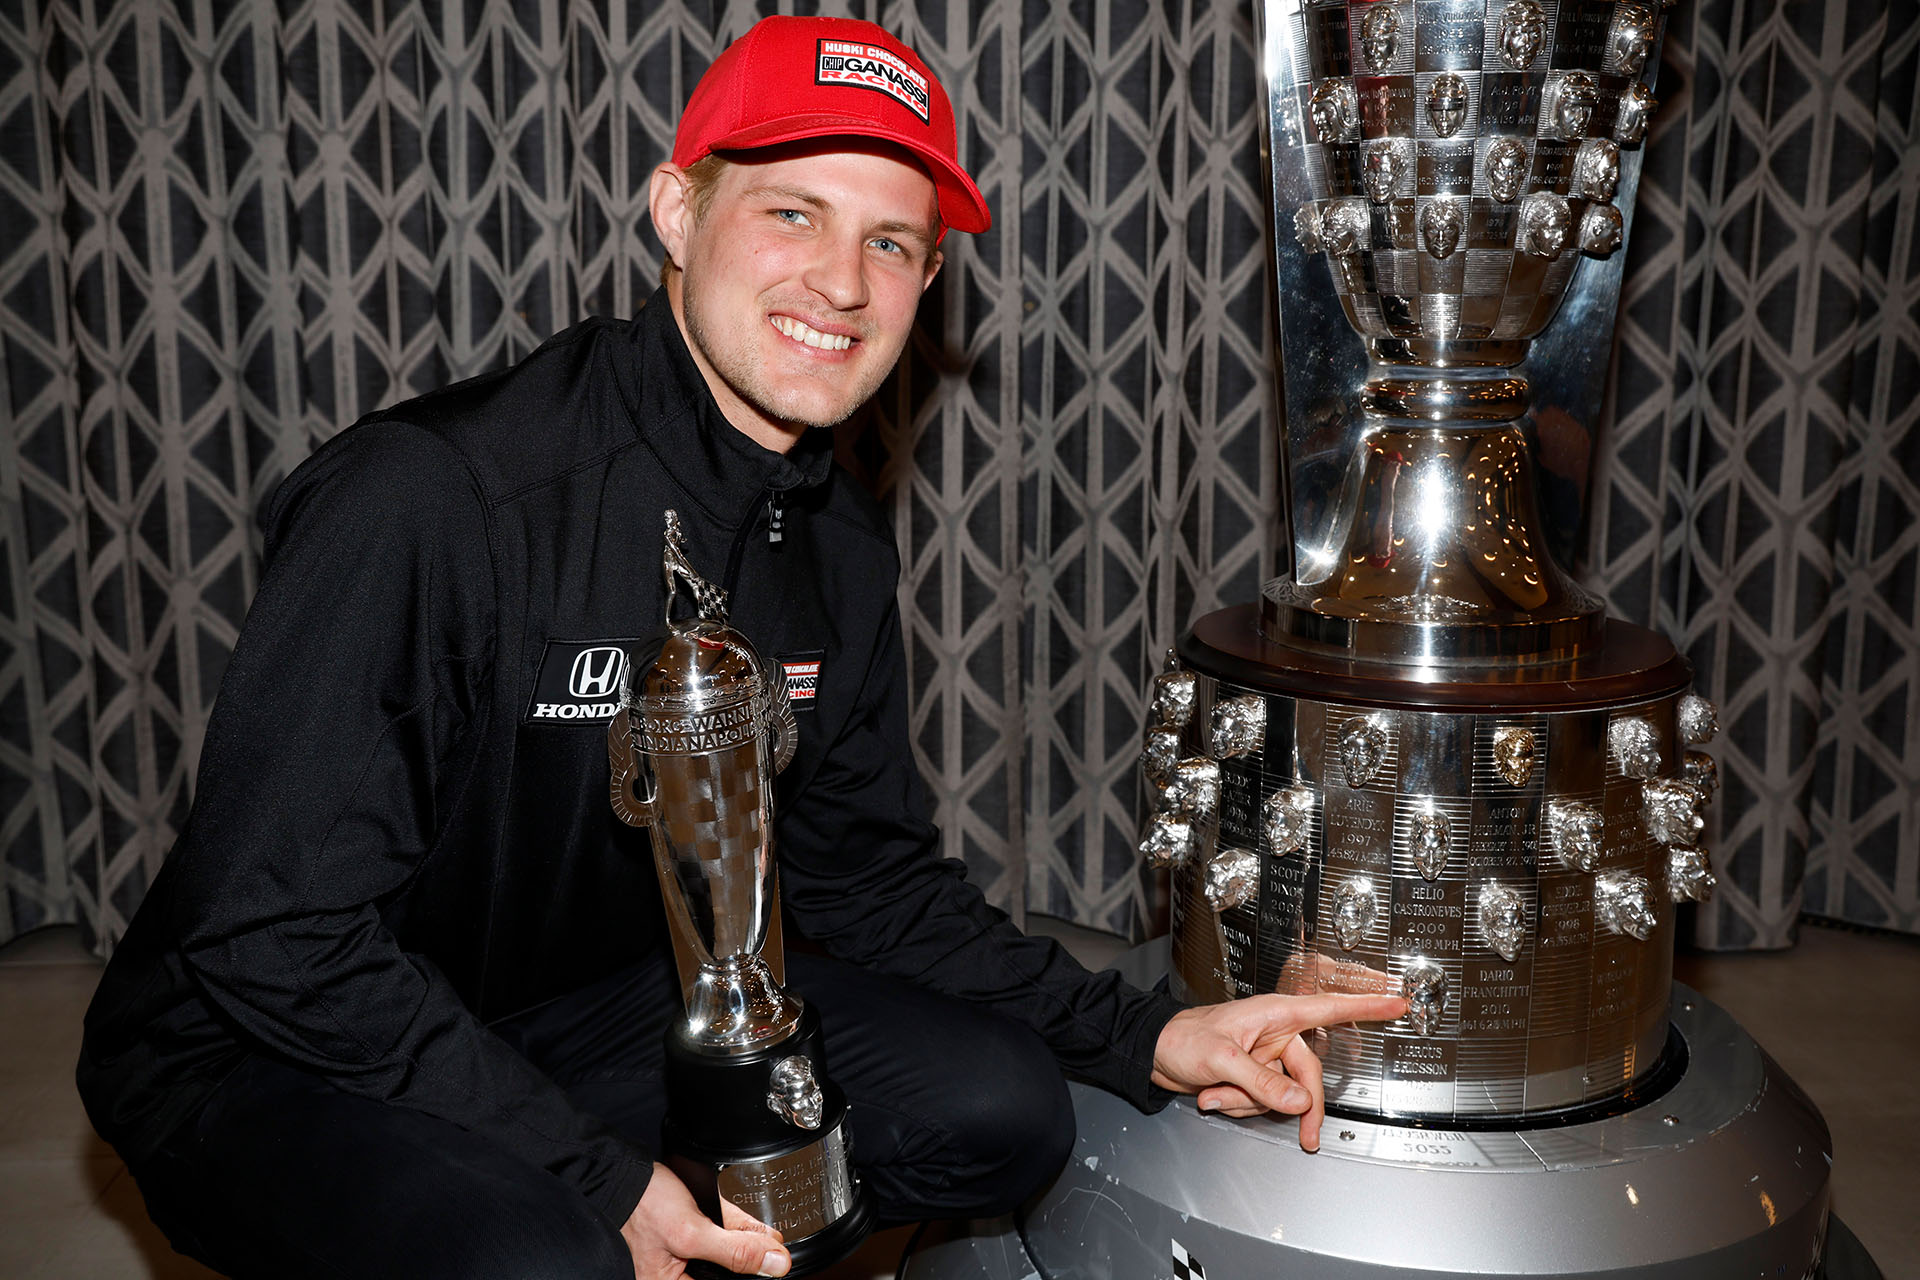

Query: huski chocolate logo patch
[780,650,824,712]
[526,639,638,723]
[815,39,930,122]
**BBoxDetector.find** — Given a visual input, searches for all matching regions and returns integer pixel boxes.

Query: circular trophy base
[684,1153,877,1280]
[902,968,1849,1279]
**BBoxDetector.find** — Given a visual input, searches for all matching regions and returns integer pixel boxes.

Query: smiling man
[78,17,1401,1280]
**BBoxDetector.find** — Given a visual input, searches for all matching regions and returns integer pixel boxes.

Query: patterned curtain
[1,0,1913,956]
[1586,0,1920,947]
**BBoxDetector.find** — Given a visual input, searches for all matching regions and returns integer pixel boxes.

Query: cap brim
[705,117,991,235]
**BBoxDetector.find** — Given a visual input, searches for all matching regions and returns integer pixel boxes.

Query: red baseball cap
[672,16,991,235]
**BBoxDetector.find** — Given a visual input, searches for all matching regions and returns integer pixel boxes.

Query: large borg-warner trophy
[905,3,1847,1279]
[608,512,875,1275]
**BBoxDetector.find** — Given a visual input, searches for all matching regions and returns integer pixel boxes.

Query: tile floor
[1,917,1912,1278]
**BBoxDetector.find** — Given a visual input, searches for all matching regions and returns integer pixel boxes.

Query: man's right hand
[622,1162,790,1279]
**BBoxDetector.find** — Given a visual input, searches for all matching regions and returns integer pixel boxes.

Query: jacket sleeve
[777,598,1184,1112]
[170,421,652,1225]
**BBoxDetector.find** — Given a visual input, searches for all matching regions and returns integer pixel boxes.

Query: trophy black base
[666,1008,876,1277]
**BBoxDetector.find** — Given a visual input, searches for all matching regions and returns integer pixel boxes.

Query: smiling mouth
[771,315,854,351]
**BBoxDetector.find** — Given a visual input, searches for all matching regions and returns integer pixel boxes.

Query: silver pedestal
[903,949,1860,1280]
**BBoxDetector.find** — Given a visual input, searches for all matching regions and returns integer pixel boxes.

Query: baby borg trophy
[608,512,874,1275]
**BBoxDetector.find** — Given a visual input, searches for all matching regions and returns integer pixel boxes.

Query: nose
[802,233,869,311]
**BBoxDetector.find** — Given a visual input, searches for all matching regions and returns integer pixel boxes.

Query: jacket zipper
[721,487,784,598]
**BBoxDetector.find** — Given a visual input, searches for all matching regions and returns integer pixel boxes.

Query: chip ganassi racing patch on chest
[815,39,930,122]
[525,639,638,724]
[778,650,824,712]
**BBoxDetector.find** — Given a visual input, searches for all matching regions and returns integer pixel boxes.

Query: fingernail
[759,1250,790,1277]
[1282,1085,1311,1110]
[1198,1099,1218,1113]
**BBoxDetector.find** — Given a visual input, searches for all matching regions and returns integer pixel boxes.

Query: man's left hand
[1150,992,1407,1151]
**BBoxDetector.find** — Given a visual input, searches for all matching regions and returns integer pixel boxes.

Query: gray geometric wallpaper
[1585,0,1920,948]
[1,0,1914,958]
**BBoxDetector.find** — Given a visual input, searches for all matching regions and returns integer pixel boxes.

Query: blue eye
[872,237,902,255]
[775,209,809,226]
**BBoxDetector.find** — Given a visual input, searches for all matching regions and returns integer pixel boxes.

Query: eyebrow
[742,184,938,256]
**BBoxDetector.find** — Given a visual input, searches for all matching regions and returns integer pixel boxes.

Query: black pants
[128,952,1077,1280]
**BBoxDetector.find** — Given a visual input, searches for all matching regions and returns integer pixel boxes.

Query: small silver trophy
[609,511,873,1273]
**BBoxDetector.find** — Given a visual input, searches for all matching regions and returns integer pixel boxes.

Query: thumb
[689,1220,790,1277]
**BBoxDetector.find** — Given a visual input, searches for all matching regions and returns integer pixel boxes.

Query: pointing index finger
[1279,992,1410,1031]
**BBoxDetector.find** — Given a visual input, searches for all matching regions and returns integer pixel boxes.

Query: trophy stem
[1261,412,1604,666]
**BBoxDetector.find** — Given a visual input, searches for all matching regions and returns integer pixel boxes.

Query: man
[79,17,1403,1280]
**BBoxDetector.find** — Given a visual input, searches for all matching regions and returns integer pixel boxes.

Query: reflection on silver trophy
[1146,0,1725,1121]
[610,511,873,1272]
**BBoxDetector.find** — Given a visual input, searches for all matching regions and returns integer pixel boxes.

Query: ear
[650,164,694,265]
[921,248,944,294]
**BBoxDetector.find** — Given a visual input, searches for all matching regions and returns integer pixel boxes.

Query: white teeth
[771,316,852,350]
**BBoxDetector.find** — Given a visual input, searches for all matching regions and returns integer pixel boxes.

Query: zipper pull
[767,491,785,546]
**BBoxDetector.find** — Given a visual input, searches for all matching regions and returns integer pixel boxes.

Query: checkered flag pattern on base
[1171,1238,1206,1280]
[0,0,1914,954]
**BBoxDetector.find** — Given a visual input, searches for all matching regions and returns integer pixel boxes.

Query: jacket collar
[615,288,835,529]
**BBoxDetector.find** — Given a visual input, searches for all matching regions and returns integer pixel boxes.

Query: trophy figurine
[1145,0,1724,1122]
[609,511,874,1273]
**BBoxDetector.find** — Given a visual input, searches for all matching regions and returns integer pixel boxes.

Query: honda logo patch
[779,650,824,712]
[526,639,637,724]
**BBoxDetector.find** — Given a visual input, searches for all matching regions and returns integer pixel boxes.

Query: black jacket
[78,291,1181,1228]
